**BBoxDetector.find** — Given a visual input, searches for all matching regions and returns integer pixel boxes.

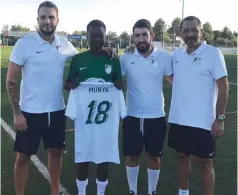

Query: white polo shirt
[10,32,78,113]
[168,42,228,131]
[120,47,173,118]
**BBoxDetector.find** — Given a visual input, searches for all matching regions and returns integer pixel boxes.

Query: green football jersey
[67,51,122,83]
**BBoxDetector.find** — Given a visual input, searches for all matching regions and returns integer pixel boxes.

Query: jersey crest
[105,64,112,74]
[152,60,159,68]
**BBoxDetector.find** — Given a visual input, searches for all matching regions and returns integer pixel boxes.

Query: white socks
[96,179,108,195]
[76,179,88,195]
[126,166,139,193]
[147,169,160,194]
[179,189,189,195]
[126,166,160,194]
[76,179,108,195]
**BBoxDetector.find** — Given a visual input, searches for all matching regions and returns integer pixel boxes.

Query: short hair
[87,20,106,32]
[38,1,58,15]
[180,16,201,29]
[132,19,152,33]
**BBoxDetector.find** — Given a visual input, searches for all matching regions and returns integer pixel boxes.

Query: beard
[136,41,151,53]
[185,36,198,47]
[39,25,56,36]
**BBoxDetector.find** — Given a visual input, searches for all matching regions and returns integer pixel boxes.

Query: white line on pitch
[1,118,71,195]
[226,111,238,114]
[229,82,237,86]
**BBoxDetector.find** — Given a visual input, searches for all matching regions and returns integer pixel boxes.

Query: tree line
[1,17,237,48]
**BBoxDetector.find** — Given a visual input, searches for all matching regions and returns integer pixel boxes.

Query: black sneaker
[129,190,136,195]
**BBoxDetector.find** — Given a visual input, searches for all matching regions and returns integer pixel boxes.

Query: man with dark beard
[119,19,173,195]
[6,1,78,195]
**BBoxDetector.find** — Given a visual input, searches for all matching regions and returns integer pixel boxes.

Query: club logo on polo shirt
[152,59,159,68]
[192,57,202,66]
[105,64,112,74]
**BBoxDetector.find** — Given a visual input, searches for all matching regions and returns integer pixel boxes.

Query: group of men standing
[6,1,229,195]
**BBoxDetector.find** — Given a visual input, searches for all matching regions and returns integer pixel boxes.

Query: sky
[0,0,237,35]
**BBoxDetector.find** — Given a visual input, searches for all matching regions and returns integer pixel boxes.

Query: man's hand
[102,47,118,60]
[125,44,136,54]
[64,79,79,91]
[14,113,27,131]
[114,80,124,90]
[211,119,224,139]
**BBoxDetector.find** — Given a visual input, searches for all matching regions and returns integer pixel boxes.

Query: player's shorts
[14,109,66,156]
[122,116,167,157]
[168,123,216,159]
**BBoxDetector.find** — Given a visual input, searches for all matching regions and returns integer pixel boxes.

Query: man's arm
[165,75,173,85]
[113,58,124,90]
[64,55,79,91]
[210,49,229,138]
[164,52,173,85]
[216,76,229,115]
[6,62,22,115]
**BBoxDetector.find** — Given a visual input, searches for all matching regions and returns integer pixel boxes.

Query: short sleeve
[65,90,77,120]
[67,41,78,57]
[119,90,127,119]
[66,55,79,81]
[164,53,173,76]
[210,49,228,80]
[113,58,122,81]
[119,54,127,76]
[10,39,27,66]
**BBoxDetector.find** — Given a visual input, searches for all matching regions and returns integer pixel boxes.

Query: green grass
[1,46,237,195]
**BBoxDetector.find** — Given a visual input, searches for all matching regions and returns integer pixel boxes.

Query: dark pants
[122,116,167,157]
[14,109,66,156]
[168,123,216,159]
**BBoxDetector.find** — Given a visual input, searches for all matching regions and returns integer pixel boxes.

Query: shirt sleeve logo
[105,64,112,74]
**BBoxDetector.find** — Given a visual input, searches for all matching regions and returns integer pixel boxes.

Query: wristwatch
[216,114,226,121]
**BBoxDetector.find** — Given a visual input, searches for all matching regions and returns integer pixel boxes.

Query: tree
[203,22,214,41]
[153,18,166,41]
[119,31,130,48]
[10,25,31,32]
[222,27,233,40]
[106,32,119,47]
[213,30,222,40]
[72,30,81,35]
[231,36,237,47]
[167,17,182,37]
[56,31,69,37]
[2,24,9,32]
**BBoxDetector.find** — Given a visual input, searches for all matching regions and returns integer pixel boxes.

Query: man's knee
[197,158,214,171]
[97,163,109,181]
[15,152,30,167]
[48,148,62,158]
[147,153,160,162]
[126,156,140,166]
[177,153,190,163]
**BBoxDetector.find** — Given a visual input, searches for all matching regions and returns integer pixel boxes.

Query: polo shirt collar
[34,31,61,46]
[183,41,207,55]
[133,46,158,58]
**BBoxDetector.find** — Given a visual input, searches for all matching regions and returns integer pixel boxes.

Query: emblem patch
[152,60,159,68]
[105,64,112,74]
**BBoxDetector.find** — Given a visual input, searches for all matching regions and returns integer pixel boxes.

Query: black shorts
[14,109,66,156]
[122,116,167,157]
[168,123,216,159]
